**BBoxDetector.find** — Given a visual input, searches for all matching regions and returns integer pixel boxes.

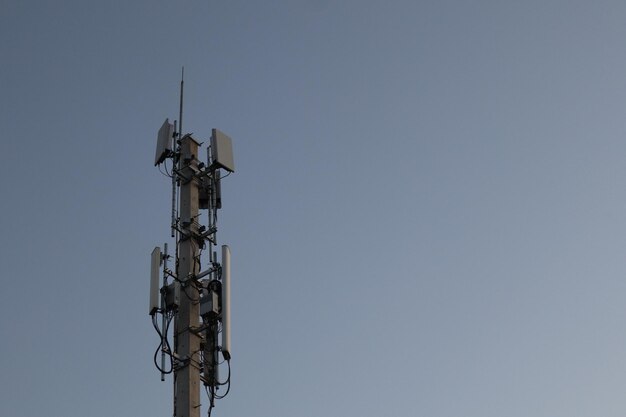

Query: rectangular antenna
[210,129,235,172]
[155,119,174,166]
[221,245,231,360]
[149,247,162,315]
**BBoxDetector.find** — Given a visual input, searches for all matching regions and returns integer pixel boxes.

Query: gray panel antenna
[149,247,161,315]
[155,119,174,166]
[210,129,235,172]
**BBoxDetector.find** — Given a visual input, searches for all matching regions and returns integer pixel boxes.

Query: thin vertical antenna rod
[171,121,178,238]
[174,68,185,416]
[179,67,184,140]
[174,67,184,264]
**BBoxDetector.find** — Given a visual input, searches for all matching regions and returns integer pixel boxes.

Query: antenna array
[150,73,235,417]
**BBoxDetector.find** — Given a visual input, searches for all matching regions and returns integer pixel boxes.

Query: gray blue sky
[3,1,626,416]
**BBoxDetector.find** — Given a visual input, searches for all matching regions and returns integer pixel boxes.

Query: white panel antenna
[155,119,174,166]
[210,129,235,172]
[221,245,231,360]
[149,247,162,315]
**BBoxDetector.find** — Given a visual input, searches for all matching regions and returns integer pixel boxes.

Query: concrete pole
[175,135,202,417]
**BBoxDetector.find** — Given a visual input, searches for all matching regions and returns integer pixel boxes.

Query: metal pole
[161,243,169,382]
[175,135,202,417]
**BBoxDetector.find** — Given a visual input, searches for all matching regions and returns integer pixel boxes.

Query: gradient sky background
[3,1,626,416]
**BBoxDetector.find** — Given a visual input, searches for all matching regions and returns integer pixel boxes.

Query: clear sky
[2,1,626,416]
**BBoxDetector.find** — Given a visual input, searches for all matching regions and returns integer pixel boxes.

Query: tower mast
[174,133,202,417]
[150,74,236,417]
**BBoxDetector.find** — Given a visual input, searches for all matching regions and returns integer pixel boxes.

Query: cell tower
[149,71,235,417]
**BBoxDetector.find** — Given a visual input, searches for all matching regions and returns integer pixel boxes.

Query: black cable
[153,345,173,374]
[158,158,175,178]
[206,385,216,417]
[168,242,201,302]
[164,158,173,177]
[151,313,174,374]
[214,360,231,397]
[158,164,171,178]
[177,238,207,302]
[180,281,201,302]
